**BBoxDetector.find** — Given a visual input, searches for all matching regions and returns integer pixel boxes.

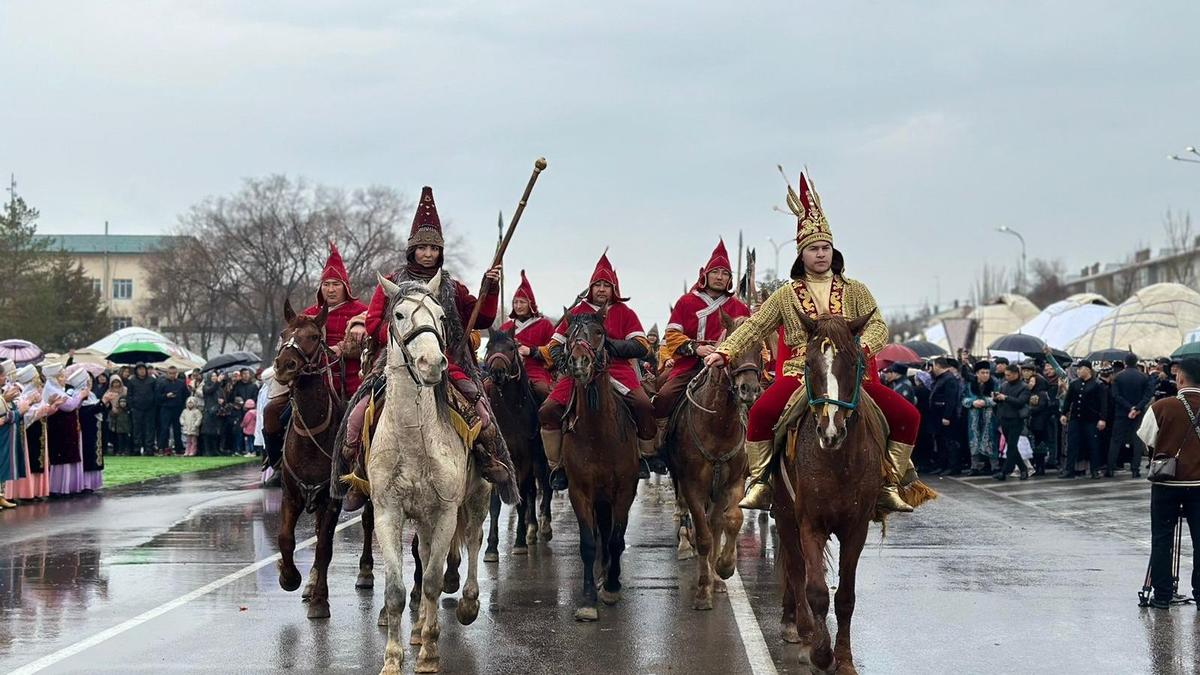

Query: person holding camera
[1137,358,1200,610]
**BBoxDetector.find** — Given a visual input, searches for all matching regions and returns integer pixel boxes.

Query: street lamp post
[1168,146,1200,164]
[996,225,1027,294]
[766,236,789,281]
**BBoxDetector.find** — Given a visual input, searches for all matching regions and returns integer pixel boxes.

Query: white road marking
[8,515,364,675]
[726,568,779,675]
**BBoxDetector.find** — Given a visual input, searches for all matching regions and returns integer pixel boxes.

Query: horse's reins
[388,290,447,388]
[278,333,338,512]
[804,337,866,414]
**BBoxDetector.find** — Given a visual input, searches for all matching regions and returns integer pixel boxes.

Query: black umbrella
[1086,348,1136,363]
[1045,348,1072,366]
[988,333,1047,353]
[901,340,946,358]
[201,351,261,373]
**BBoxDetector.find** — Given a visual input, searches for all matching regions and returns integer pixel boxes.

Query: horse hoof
[410,631,423,646]
[483,549,499,563]
[539,518,553,541]
[677,547,696,561]
[834,660,858,675]
[513,545,528,556]
[713,579,727,594]
[780,622,801,644]
[574,606,599,622]
[598,588,620,606]
[278,566,302,593]
[456,597,480,625]
[414,656,439,673]
[715,559,736,580]
[378,607,389,627]
[356,573,374,590]
[442,575,460,595]
[692,596,714,611]
[306,601,331,620]
[526,525,539,543]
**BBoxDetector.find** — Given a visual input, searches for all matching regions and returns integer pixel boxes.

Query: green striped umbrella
[107,341,170,364]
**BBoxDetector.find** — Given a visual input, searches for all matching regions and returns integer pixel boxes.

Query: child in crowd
[240,400,257,456]
[180,397,203,456]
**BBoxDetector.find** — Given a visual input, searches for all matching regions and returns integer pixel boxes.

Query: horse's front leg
[276,484,303,593]
[537,462,553,541]
[484,489,501,563]
[415,514,456,673]
[357,499,375,589]
[683,482,715,610]
[306,498,339,619]
[514,483,530,555]
[456,488,489,626]
[713,469,745,585]
[410,533,423,607]
[373,503,407,674]
[832,523,869,675]
[570,492,599,621]
[799,519,835,673]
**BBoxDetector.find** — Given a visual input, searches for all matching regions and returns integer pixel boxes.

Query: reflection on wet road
[0,467,1195,673]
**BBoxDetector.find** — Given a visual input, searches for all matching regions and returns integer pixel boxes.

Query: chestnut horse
[668,313,763,610]
[561,308,639,622]
[773,313,893,674]
[482,328,553,560]
[271,300,348,620]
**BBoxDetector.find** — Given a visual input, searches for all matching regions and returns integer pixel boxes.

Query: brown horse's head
[564,306,608,385]
[797,311,874,450]
[273,299,328,386]
[719,312,763,408]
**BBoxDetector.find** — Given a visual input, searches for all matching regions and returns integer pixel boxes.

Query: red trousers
[746,375,920,444]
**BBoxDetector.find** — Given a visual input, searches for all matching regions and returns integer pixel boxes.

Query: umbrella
[902,340,946,358]
[68,362,107,377]
[108,341,170,365]
[201,351,261,373]
[1046,348,1072,366]
[988,333,1047,354]
[1086,348,1136,363]
[0,339,44,366]
[877,343,921,369]
[1171,342,1200,359]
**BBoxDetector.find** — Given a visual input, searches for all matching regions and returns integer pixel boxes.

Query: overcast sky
[3,1,1199,327]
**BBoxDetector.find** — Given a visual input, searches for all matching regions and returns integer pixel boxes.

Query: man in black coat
[1059,360,1108,478]
[232,369,259,407]
[155,366,190,455]
[885,363,917,406]
[929,356,964,475]
[125,363,158,454]
[1107,354,1152,477]
[993,364,1032,480]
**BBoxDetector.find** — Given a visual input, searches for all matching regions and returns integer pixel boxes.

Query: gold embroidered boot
[739,439,775,509]
[878,440,915,513]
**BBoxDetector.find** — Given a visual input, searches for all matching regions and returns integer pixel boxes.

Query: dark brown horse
[482,328,552,561]
[668,313,763,610]
[561,309,638,622]
[773,313,894,674]
[271,300,348,619]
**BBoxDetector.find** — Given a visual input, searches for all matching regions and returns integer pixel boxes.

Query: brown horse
[668,313,763,610]
[483,328,552,561]
[561,308,639,622]
[271,300,348,620]
[773,312,901,674]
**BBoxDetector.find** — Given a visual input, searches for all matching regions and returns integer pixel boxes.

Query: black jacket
[155,377,189,410]
[1110,369,1152,416]
[890,378,917,406]
[1064,377,1107,423]
[125,375,157,411]
[994,378,1031,421]
[1153,374,1178,402]
[930,371,963,427]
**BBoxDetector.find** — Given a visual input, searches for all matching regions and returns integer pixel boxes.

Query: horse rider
[338,186,517,510]
[652,239,751,446]
[535,252,661,490]
[703,171,920,513]
[495,270,556,404]
[261,241,369,472]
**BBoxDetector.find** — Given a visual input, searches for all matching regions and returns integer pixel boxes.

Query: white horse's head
[377,272,448,387]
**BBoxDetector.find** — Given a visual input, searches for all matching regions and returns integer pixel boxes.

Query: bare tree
[1027,258,1068,308]
[971,263,1009,305]
[1161,209,1196,288]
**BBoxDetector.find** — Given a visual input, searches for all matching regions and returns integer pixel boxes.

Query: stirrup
[550,468,569,491]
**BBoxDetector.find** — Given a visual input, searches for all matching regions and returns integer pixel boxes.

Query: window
[111,317,133,331]
[90,278,102,296]
[113,279,133,300]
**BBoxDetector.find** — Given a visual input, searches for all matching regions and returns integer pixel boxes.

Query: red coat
[547,301,646,405]
[663,291,750,379]
[303,299,368,396]
[365,274,497,382]
[498,316,556,385]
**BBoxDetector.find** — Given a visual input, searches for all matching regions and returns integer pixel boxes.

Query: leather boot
[262,429,285,472]
[739,439,775,509]
[878,441,915,513]
[639,436,667,476]
[542,428,567,491]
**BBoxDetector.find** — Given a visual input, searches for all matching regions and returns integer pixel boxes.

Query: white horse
[369,274,491,675]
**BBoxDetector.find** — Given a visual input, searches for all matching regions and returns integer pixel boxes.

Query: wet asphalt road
[1,466,1197,674]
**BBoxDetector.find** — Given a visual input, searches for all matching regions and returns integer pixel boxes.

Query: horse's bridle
[566,322,608,380]
[804,337,866,413]
[485,345,523,383]
[388,289,447,388]
[279,329,335,380]
[687,362,762,415]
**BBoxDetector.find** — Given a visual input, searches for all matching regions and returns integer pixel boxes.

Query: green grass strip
[102,455,258,489]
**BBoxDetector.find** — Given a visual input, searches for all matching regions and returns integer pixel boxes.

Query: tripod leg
[1172,508,1183,601]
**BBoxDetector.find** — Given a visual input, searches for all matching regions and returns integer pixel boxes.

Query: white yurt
[1018,293,1114,350]
[969,294,1040,354]
[1067,283,1200,359]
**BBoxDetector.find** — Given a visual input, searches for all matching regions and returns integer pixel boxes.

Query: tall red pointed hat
[510,269,540,318]
[316,241,356,305]
[588,252,628,303]
[692,238,734,295]
[407,186,445,249]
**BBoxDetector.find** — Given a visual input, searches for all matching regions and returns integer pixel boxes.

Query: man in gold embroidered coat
[704,170,920,512]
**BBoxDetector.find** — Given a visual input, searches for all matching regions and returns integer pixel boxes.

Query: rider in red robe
[535,253,660,489]
[496,270,555,402]
[302,242,369,399]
